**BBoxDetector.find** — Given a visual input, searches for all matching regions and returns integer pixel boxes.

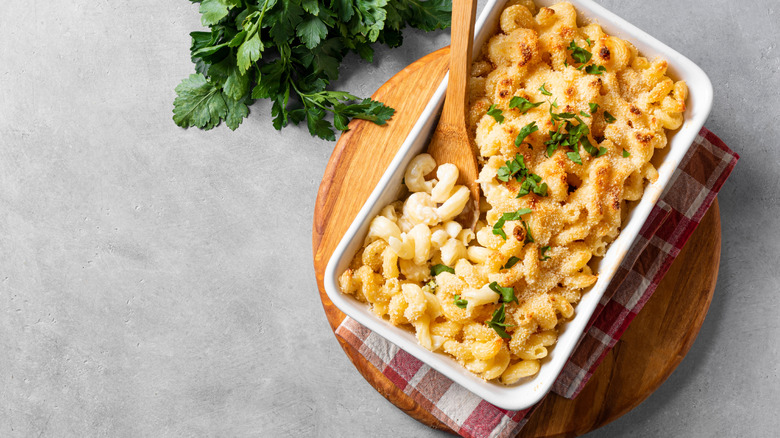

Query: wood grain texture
[312,47,721,437]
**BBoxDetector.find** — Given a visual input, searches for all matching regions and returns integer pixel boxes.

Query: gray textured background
[1,0,778,436]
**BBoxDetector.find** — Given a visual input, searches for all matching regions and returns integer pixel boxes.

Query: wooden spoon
[426,0,481,228]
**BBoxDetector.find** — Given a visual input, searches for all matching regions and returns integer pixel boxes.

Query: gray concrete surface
[1,0,777,436]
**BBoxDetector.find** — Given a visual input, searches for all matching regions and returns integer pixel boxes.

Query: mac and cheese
[339,1,687,384]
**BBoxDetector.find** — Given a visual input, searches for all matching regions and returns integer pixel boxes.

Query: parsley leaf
[623,149,631,157]
[489,282,518,304]
[589,102,599,113]
[567,149,583,165]
[431,264,455,276]
[454,294,468,309]
[487,104,505,124]
[173,73,229,130]
[503,256,521,269]
[604,111,617,123]
[538,83,553,96]
[486,304,514,339]
[567,40,592,64]
[492,208,532,240]
[539,246,551,261]
[580,136,606,157]
[585,37,593,47]
[585,64,606,75]
[579,110,591,118]
[522,221,534,243]
[496,153,548,198]
[515,122,539,146]
[509,96,544,114]
[497,153,526,182]
[297,16,329,49]
[199,0,240,26]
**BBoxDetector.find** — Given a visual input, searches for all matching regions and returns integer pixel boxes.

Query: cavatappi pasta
[339,0,687,384]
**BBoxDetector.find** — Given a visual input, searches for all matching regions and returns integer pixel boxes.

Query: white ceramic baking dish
[324,0,713,410]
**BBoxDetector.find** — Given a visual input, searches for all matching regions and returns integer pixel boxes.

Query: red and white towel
[335,127,738,438]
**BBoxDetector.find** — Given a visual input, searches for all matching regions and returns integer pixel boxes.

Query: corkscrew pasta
[339,1,687,384]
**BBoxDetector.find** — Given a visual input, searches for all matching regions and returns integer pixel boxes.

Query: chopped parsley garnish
[539,246,551,261]
[565,40,606,76]
[622,149,631,157]
[522,221,534,243]
[545,108,604,164]
[567,40,593,64]
[589,102,599,113]
[509,96,544,114]
[585,64,606,75]
[431,264,455,276]
[496,153,527,182]
[579,110,591,118]
[580,135,607,157]
[487,104,505,124]
[426,279,437,290]
[604,111,617,123]
[516,173,548,198]
[454,294,468,309]
[503,256,521,269]
[496,153,548,198]
[492,208,532,240]
[487,304,514,339]
[489,282,518,304]
[539,83,553,96]
[515,122,539,146]
[585,37,593,47]
[549,102,575,122]
[567,150,583,165]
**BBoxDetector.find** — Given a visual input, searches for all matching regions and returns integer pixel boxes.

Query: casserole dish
[323,0,713,410]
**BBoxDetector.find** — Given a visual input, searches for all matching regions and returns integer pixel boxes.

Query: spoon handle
[440,0,478,129]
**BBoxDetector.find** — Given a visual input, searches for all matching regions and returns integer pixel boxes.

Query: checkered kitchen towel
[335,127,738,438]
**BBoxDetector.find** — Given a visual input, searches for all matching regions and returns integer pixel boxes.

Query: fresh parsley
[496,153,548,198]
[623,149,631,157]
[520,221,533,243]
[431,264,455,276]
[545,108,604,164]
[567,149,583,165]
[567,40,592,64]
[585,64,606,75]
[454,294,468,309]
[539,246,551,261]
[487,104,505,124]
[579,110,591,118]
[509,96,544,114]
[503,256,521,269]
[489,282,518,304]
[589,102,599,113]
[486,304,514,339]
[515,122,539,146]
[492,208,532,240]
[539,83,553,96]
[516,173,548,198]
[174,0,451,138]
[604,111,617,123]
[565,40,606,76]
[497,153,526,182]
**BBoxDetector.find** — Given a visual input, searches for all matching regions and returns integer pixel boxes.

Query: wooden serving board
[312,47,720,437]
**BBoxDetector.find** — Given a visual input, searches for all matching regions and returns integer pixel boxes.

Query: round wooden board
[312,47,721,437]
